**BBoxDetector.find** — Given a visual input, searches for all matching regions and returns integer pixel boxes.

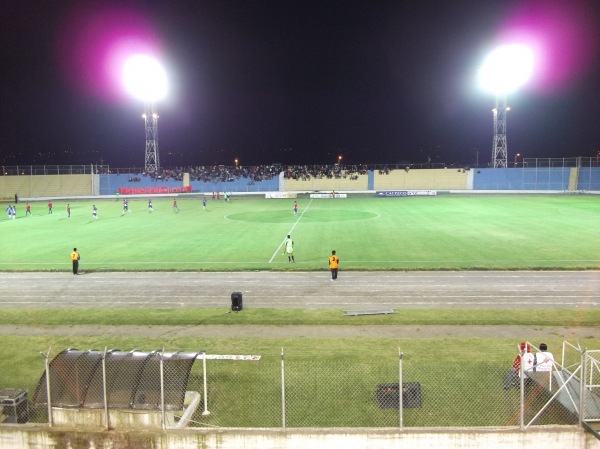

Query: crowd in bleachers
[282,164,372,181]
[139,165,281,183]
[110,164,394,183]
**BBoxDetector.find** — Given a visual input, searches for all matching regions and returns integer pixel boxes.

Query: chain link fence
[0,343,596,430]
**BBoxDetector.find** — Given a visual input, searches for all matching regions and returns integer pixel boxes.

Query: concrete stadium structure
[2,165,600,199]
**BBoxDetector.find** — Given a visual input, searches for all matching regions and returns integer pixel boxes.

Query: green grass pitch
[2,194,600,271]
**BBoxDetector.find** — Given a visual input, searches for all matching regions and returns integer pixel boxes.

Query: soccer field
[2,194,600,271]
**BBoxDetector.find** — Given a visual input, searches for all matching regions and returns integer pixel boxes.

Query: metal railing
[3,158,600,177]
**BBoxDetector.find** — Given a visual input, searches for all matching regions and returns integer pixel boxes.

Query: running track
[1,271,599,310]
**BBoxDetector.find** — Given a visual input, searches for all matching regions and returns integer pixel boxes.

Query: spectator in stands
[534,343,555,372]
[503,342,535,389]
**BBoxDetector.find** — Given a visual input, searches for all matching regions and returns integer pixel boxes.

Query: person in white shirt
[535,343,555,372]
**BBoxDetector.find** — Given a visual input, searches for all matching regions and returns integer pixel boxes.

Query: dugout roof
[32,349,200,410]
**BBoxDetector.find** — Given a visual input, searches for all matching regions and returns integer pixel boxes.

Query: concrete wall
[0,175,93,199]
[4,167,600,200]
[0,426,598,449]
[373,169,468,190]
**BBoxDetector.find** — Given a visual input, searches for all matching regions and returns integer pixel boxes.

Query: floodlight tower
[492,96,509,168]
[479,45,534,168]
[142,104,160,173]
[122,55,168,174]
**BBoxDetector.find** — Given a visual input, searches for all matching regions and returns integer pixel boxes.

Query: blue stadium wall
[473,168,572,190]
[99,173,279,195]
[577,167,600,190]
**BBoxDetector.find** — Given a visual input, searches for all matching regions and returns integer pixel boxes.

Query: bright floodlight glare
[122,55,167,101]
[479,45,534,94]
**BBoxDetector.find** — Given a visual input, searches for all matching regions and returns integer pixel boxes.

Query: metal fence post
[40,347,53,427]
[281,347,286,431]
[202,351,210,416]
[102,347,109,430]
[579,349,587,427]
[160,349,166,430]
[398,348,403,430]
[519,344,525,430]
[201,352,211,416]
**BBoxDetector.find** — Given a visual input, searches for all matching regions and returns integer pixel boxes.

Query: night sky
[1,0,599,168]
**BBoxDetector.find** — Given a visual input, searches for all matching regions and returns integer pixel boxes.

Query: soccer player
[284,235,295,263]
[25,203,31,216]
[148,199,153,212]
[92,205,98,220]
[202,197,207,210]
[293,201,298,215]
[6,205,13,219]
[48,201,53,214]
[122,198,129,214]
[173,198,179,212]
[66,204,71,218]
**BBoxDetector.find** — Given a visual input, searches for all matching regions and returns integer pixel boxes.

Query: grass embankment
[1,307,599,326]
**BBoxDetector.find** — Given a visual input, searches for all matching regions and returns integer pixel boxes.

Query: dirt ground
[1,324,599,339]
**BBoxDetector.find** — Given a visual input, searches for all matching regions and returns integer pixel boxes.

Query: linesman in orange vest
[70,248,80,275]
[328,250,339,281]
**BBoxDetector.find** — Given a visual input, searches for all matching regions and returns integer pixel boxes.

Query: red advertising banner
[118,186,192,195]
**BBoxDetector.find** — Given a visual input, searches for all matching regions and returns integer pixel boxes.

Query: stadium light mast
[479,45,534,168]
[122,55,168,174]
[142,106,160,173]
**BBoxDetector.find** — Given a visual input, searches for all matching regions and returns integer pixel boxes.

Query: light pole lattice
[492,94,508,168]
[144,101,160,174]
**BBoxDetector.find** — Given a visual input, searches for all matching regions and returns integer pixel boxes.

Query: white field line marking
[269,198,313,263]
